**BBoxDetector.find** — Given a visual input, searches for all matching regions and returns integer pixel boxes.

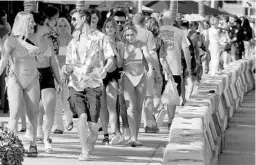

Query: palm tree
[198,0,205,17]
[169,0,178,25]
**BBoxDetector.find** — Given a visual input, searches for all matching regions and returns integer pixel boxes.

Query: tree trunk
[137,0,142,13]
[23,0,38,12]
[169,0,178,25]
[198,0,205,17]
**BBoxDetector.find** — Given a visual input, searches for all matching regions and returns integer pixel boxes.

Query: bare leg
[20,109,27,130]
[106,81,118,134]
[100,85,109,139]
[7,77,23,134]
[123,75,137,142]
[54,92,64,132]
[135,75,146,138]
[142,72,155,128]
[41,88,56,149]
[24,81,40,146]
[77,113,89,155]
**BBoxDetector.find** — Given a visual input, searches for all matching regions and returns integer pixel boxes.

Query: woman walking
[53,17,73,134]
[121,22,153,147]
[0,11,42,157]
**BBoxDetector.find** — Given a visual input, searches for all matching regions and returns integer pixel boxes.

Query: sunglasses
[71,17,77,22]
[116,21,125,25]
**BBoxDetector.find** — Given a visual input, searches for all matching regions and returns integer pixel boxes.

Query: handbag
[161,75,180,106]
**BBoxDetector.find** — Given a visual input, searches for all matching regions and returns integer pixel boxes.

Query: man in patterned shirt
[62,9,114,161]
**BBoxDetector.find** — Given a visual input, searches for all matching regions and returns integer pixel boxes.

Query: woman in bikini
[30,8,61,153]
[121,22,153,147]
[0,11,41,157]
[53,17,73,134]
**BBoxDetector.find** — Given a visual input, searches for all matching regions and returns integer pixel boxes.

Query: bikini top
[59,46,67,56]
[9,36,39,58]
[123,41,144,66]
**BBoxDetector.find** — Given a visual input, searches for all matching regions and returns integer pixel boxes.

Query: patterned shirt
[44,27,59,55]
[66,29,114,91]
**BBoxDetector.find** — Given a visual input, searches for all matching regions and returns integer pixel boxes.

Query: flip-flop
[127,140,137,147]
[26,145,38,157]
[53,129,64,134]
[66,122,74,131]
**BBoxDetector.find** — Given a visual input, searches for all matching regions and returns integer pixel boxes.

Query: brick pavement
[0,115,170,165]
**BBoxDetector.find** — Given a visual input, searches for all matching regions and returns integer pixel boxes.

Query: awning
[144,0,230,15]
[142,5,154,12]
[41,1,102,5]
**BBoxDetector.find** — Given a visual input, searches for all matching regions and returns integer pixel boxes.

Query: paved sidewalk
[0,114,169,165]
[218,90,255,165]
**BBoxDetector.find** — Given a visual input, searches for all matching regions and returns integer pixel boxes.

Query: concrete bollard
[163,59,255,165]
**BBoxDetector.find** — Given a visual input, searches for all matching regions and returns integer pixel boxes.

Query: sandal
[45,142,53,153]
[135,141,142,146]
[102,137,109,145]
[19,128,27,132]
[127,140,137,147]
[26,145,38,157]
[36,137,52,144]
[53,129,64,134]
[66,122,74,131]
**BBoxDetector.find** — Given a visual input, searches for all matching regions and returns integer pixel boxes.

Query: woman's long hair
[145,17,160,37]
[121,21,137,44]
[56,17,72,36]
[11,11,33,39]
[102,18,121,42]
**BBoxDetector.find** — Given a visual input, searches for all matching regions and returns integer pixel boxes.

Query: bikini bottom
[7,70,39,92]
[123,72,145,87]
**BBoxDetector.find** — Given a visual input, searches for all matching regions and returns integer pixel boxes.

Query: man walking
[63,9,114,160]
[159,10,191,129]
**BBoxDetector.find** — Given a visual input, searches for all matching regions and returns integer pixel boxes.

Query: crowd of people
[0,4,255,161]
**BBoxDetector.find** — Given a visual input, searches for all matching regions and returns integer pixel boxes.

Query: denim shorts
[68,87,102,123]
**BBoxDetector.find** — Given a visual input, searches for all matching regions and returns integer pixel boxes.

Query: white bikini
[8,37,40,92]
[123,42,145,87]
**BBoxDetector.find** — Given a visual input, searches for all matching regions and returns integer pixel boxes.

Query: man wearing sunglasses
[63,9,114,161]
[113,10,126,33]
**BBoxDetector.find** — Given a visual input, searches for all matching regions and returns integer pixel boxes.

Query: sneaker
[102,137,109,145]
[156,109,167,127]
[145,126,160,133]
[110,134,118,146]
[78,153,90,161]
